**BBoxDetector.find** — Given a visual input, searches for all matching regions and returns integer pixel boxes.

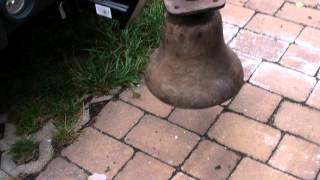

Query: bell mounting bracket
[164,0,225,16]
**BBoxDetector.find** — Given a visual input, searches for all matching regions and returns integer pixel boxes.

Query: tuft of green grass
[70,0,165,95]
[12,98,50,135]
[52,116,78,149]
[10,139,37,164]
[50,95,80,148]
[10,60,80,136]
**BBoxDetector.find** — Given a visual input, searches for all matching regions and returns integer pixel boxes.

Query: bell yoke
[145,0,244,109]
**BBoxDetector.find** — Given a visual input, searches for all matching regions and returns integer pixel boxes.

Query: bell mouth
[145,82,242,110]
[145,48,244,109]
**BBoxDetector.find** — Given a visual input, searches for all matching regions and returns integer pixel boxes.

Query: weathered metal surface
[164,0,225,15]
[145,11,244,109]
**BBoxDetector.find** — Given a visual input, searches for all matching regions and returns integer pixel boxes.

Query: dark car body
[0,0,144,48]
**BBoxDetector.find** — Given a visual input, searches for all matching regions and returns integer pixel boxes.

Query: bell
[145,0,244,109]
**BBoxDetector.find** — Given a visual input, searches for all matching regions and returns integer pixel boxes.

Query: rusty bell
[145,0,244,109]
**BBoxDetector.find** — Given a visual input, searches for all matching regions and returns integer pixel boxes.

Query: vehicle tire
[0,0,36,22]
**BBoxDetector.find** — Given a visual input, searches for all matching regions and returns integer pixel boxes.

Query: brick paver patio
[36,0,320,179]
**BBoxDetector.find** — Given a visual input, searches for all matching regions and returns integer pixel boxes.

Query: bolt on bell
[145,0,244,109]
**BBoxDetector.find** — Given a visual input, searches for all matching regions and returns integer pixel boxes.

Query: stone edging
[0,93,115,178]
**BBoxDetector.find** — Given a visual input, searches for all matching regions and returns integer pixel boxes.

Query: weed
[10,139,37,165]
[52,116,78,149]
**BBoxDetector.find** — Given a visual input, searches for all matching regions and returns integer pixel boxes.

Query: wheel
[1,0,36,22]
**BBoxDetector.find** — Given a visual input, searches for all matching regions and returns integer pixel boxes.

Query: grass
[11,98,50,135]
[53,115,79,149]
[10,139,37,165]
[1,0,164,150]
[70,0,164,95]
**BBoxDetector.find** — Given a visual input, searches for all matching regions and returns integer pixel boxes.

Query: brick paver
[37,158,88,180]
[246,13,303,42]
[62,128,134,179]
[230,158,298,180]
[236,50,262,81]
[274,101,320,144]
[296,27,320,51]
[208,112,281,161]
[221,4,255,27]
[307,81,320,109]
[229,83,282,122]
[227,0,248,6]
[94,101,144,139]
[125,115,200,166]
[37,2,320,180]
[288,0,319,7]
[222,99,232,106]
[171,173,195,180]
[230,30,289,62]
[223,23,239,44]
[182,140,240,180]
[269,135,320,179]
[280,44,320,76]
[277,3,320,28]
[114,152,174,180]
[120,84,173,118]
[168,106,223,135]
[250,62,316,102]
[245,0,284,14]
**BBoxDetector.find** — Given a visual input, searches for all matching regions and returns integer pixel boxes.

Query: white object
[95,4,112,19]
[296,2,304,7]
[88,173,107,180]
